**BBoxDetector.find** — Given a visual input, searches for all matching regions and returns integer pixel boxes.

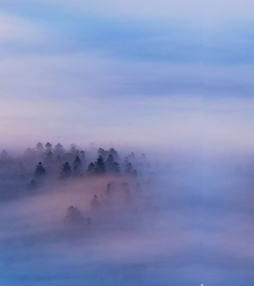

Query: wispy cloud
[0,13,49,44]
[3,0,254,26]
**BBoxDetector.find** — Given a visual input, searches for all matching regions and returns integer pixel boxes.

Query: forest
[0,142,156,236]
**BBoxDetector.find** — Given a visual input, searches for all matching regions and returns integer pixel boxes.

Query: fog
[0,144,254,285]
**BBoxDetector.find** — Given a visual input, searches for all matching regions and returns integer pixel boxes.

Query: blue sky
[0,0,254,151]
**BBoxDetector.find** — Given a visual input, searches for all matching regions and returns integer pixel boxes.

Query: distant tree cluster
[0,142,152,195]
[64,180,143,230]
[0,142,154,233]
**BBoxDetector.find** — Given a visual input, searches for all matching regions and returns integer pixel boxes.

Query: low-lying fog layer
[0,144,254,285]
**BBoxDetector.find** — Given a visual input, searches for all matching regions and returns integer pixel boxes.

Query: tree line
[0,142,150,191]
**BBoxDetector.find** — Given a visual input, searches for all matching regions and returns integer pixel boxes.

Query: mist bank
[1,142,254,285]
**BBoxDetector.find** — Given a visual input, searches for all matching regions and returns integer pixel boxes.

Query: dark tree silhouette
[54,143,65,155]
[45,142,52,152]
[60,162,72,179]
[73,155,82,175]
[24,147,35,158]
[125,161,134,175]
[129,152,135,160]
[94,156,106,175]
[45,151,54,164]
[90,194,100,208]
[28,179,37,190]
[87,162,95,175]
[98,148,108,159]
[64,206,84,225]
[106,183,111,194]
[34,162,46,178]
[108,148,119,161]
[35,142,44,153]
[70,144,78,154]
[0,150,12,166]
[80,150,85,159]
[106,154,120,174]
[122,182,131,201]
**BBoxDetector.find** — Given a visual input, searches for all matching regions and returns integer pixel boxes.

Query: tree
[80,150,85,159]
[1,149,8,160]
[64,206,84,225]
[90,195,100,208]
[98,148,108,159]
[125,161,134,175]
[73,155,82,175]
[106,183,111,194]
[109,148,119,161]
[94,156,106,175]
[24,148,35,158]
[54,143,65,155]
[70,144,78,155]
[124,159,137,176]
[106,154,120,174]
[129,152,135,160]
[44,151,54,165]
[28,179,37,190]
[34,162,46,178]
[35,142,44,153]
[60,162,72,179]
[45,142,52,152]
[87,162,95,175]
[0,150,13,168]
[0,149,11,164]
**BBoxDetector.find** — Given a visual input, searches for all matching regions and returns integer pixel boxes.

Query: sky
[0,0,254,152]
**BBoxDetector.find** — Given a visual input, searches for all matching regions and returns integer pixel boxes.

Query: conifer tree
[87,162,95,175]
[90,194,100,208]
[28,179,37,190]
[34,162,46,178]
[94,156,106,175]
[64,206,84,225]
[73,155,82,175]
[60,162,72,179]
[35,142,44,153]
[45,142,52,152]
[106,154,120,174]
[54,143,65,155]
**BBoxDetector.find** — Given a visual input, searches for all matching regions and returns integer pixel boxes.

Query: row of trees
[33,154,137,181]
[27,146,142,189]
[0,143,150,193]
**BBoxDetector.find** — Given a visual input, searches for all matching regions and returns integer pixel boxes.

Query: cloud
[3,0,254,27]
[0,46,253,151]
[0,13,47,44]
